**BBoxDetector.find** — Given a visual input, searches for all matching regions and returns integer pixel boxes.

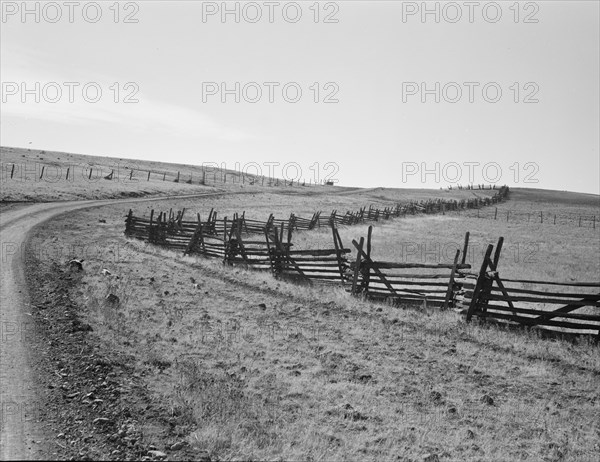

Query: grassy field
[1,146,342,202]
[461,188,599,228]
[1,146,500,206]
[21,184,600,461]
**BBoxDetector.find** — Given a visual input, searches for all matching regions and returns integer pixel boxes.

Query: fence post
[461,231,470,265]
[264,228,278,278]
[466,244,494,322]
[443,249,461,310]
[492,236,504,268]
[494,208,497,220]
[365,225,373,290]
[185,219,203,255]
[124,209,133,236]
[351,237,365,295]
[331,223,346,283]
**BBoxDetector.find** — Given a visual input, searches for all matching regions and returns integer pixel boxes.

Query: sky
[1,1,599,194]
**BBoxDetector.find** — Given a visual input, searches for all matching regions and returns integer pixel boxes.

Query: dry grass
[1,146,342,202]
[461,188,599,228]
[331,213,600,282]
[26,193,600,462]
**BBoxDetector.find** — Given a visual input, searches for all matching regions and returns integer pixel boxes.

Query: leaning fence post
[466,244,494,322]
[443,249,461,310]
[365,225,373,290]
[331,223,346,283]
[352,237,365,295]
[461,231,470,265]
[492,236,504,269]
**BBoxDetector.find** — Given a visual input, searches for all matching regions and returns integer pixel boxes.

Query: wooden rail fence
[125,208,351,285]
[456,238,600,338]
[350,226,471,309]
[124,190,600,339]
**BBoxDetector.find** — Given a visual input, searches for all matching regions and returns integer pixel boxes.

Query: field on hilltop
[461,188,600,228]
[17,177,600,461]
[1,146,335,202]
[1,146,500,206]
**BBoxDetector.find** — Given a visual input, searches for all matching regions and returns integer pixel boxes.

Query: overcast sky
[1,1,598,194]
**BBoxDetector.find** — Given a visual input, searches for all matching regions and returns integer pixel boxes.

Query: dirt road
[0,193,233,460]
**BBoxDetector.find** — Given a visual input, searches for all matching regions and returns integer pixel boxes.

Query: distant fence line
[124,185,510,249]
[1,161,331,187]
[465,207,598,229]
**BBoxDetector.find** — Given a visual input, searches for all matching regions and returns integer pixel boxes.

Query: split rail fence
[350,227,472,309]
[455,238,600,338]
[125,207,352,285]
[125,194,599,338]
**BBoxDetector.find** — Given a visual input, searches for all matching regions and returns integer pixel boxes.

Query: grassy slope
[24,186,600,462]
[1,146,499,204]
[1,146,340,202]
[461,188,600,227]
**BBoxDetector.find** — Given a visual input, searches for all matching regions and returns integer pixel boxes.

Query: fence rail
[457,238,600,338]
[350,226,471,309]
[124,188,600,340]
